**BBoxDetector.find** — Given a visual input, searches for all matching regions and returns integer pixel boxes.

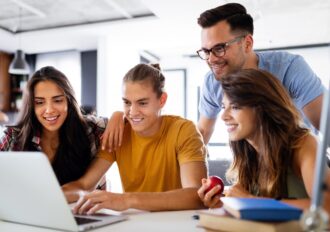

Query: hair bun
[150,63,161,71]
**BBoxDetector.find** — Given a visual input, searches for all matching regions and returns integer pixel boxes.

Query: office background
[0,0,329,191]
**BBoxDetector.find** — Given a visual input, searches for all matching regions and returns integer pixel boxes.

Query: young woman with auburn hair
[197,69,330,215]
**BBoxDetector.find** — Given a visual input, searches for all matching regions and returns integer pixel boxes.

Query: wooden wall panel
[0,52,11,111]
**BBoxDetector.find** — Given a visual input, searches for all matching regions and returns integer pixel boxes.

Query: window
[36,51,82,104]
[162,69,187,118]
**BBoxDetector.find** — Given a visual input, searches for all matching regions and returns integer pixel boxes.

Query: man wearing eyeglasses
[196,3,324,144]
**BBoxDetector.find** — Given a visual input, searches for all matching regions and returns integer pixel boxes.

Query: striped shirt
[0,115,107,155]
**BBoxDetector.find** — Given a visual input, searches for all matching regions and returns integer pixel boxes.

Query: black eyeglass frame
[196,35,246,60]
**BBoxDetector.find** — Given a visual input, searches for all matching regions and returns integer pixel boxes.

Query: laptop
[0,152,127,231]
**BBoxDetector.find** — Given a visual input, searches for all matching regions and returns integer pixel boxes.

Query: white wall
[36,51,82,104]
[96,36,140,117]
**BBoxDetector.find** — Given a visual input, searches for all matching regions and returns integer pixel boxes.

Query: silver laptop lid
[0,152,127,231]
[0,152,79,231]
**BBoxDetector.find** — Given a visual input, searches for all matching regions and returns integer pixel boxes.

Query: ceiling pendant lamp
[8,7,30,75]
[9,49,30,75]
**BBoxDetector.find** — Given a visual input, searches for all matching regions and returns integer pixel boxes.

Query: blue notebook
[221,197,303,222]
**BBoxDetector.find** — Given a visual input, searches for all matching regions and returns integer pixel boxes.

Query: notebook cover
[221,197,303,221]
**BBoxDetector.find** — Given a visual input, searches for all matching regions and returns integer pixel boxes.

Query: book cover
[221,197,303,221]
[197,208,302,232]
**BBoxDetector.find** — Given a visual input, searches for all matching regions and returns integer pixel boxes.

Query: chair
[207,159,232,186]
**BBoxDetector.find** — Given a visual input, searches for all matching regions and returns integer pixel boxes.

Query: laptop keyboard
[74,216,101,225]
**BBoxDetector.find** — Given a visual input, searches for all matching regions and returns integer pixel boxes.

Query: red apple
[205,175,224,195]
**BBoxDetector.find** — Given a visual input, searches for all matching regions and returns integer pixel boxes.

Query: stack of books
[197,197,303,232]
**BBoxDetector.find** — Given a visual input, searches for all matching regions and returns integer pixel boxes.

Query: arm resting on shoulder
[101,111,125,152]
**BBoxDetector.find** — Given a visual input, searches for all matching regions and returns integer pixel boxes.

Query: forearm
[196,125,212,145]
[197,118,216,145]
[62,157,112,203]
[281,198,310,210]
[62,180,98,203]
[201,130,212,145]
[283,197,330,228]
[62,181,84,203]
[125,187,204,211]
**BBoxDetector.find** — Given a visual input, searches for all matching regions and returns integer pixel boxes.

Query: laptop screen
[0,152,127,231]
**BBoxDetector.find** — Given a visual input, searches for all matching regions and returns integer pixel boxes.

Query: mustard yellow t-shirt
[98,115,206,192]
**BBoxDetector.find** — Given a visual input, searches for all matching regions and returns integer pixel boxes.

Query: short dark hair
[197,3,254,35]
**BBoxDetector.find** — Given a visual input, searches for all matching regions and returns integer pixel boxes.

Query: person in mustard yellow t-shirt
[62,63,207,213]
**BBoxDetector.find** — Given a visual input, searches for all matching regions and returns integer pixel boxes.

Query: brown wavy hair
[221,69,309,198]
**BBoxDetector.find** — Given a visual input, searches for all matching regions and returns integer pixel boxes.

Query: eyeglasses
[196,35,246,60]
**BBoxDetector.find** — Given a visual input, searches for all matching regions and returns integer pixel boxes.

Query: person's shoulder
[258,50,300,62]
[164,115,192,123]
[299,133,317,151]
[256,51,302,64]
[164,115,197,131]
[1,126,20,148]
[294,133,317,164]
[84,115,108,128]
[257,51,304,78]
[3,126,20,136]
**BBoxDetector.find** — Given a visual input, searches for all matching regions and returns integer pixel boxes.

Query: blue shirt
[199,51,325,131]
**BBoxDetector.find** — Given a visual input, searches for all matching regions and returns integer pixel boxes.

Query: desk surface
[0,210,205,232]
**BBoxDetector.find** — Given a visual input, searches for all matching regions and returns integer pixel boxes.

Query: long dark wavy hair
[16,66,92,185]
[221,69,309,198]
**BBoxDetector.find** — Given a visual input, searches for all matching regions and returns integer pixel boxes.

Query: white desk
[0,210,205,232]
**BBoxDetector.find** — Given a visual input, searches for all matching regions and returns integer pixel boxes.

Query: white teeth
[226,124,236,126]
[45,116,58,121]
[211,63,226,72]
[131,118,142,122]
[214,63,225,68]
[226,124,237,130]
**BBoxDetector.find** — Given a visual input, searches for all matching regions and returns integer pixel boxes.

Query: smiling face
[220,94,258,145]
[122,80,167,137]
[34,80,68,135]
[201,21,248,81]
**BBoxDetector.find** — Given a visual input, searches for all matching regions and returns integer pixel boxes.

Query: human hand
[63,190,86,203]
[223,184,253,198]
[73,190,129,215]
[101,111,125,152]
[197,178,223,208]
